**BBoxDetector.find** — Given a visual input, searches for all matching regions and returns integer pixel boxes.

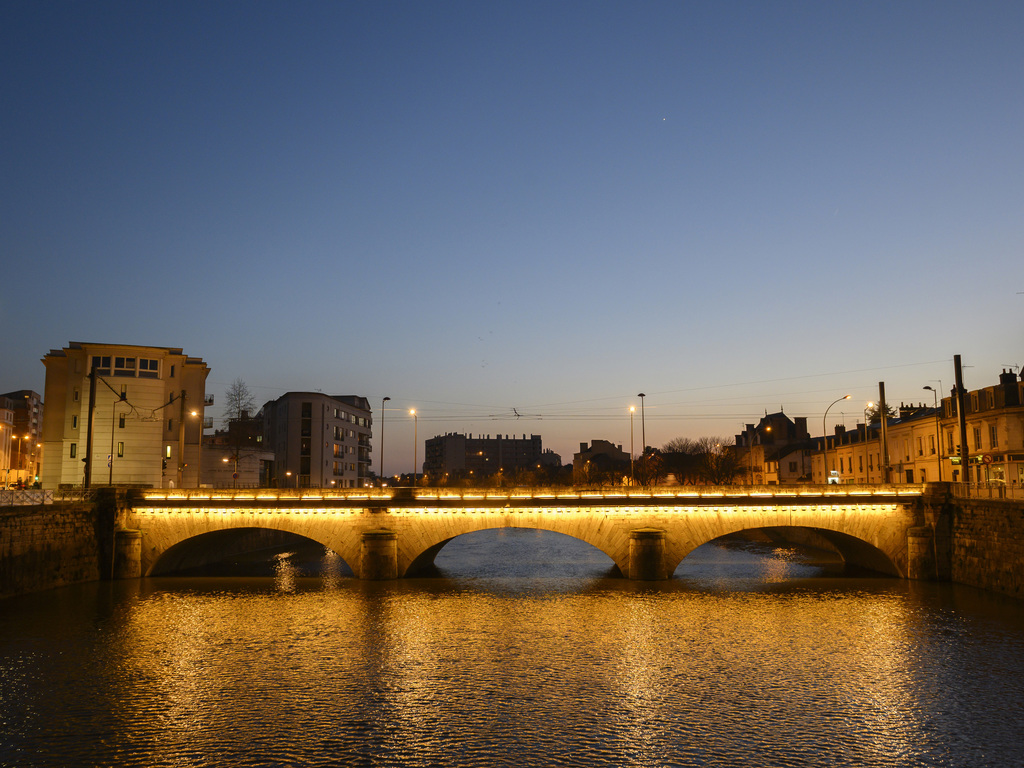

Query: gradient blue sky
[2,1,1021,470]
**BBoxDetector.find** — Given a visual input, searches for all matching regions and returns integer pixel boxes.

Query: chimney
[1001,369,1021,407]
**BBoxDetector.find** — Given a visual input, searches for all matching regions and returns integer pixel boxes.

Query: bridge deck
[137,484,927,510]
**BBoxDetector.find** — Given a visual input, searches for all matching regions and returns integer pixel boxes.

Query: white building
[41,342,210,489]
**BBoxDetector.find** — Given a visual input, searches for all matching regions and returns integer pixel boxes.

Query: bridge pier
[360,529,398,580]
[112,529,142,579]
[628,528,667,580]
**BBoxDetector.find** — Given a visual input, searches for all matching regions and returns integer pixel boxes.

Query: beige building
[41,342,209,489]
[811,369,1024,488]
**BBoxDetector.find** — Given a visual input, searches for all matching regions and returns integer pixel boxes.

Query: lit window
[117,442,124,458]
[165,445,172,458]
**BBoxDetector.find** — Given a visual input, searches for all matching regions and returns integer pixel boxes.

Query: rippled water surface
[2,530,1024,767]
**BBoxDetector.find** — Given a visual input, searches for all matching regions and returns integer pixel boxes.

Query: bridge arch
[670,525,900,578]
[405,526,621,577]
[149,527,355,577]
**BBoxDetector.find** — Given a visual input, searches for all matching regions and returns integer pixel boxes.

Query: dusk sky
[2,1,1021,471]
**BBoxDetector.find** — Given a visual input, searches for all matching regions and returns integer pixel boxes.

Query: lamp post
[379,396,390,486]
[629,405,635,486]
[637,393,646,484]
[190,408,204,488]
[923,385,943,482]
[822,394,851,483]
[409,409,417,486]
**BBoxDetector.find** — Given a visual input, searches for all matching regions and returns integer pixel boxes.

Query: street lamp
[629,405,635,486]
[822,394,851,483]
[923,385,943,482]
[637,393,646,484]
[379,396,390,487]
[409,409,417,486]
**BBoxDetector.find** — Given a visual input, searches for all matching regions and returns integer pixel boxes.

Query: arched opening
[674,527,899,582]
[150,528,354,578]
[407,527,619,579]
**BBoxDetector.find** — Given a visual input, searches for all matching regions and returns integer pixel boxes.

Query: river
[2,530,1023,767]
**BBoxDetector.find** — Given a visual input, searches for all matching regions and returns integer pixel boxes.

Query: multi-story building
[0,390,43,486]
[812,405,940,485]
[572,439,629,484]
[41,342,209,488]
[201,413,274,488]
[262,393,372,488]
[736,411,813,485]
[938,369,1024,486]
[424,433,546,482]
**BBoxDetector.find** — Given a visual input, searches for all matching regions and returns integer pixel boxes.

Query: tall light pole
[379,396,390,486]
[409,409,417,486]
[629,405,635,486]
[822,394,851,483]
[637,393,646,484]
[923,385,943,482]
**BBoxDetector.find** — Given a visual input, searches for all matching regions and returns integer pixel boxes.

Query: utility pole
[177,390,187,488]
[954,355,970,486]
[879,382,891,483]
[84,366,97,489]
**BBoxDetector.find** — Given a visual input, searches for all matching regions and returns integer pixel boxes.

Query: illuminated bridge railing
[137,484,927,510]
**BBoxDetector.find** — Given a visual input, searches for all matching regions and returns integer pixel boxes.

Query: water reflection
[2,532,1024,767]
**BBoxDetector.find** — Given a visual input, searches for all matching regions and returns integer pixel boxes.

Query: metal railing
[949,482,1024,500]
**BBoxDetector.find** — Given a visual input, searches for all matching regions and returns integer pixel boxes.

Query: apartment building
[0,390,43,486]
[424,433,549,482]
[41,342,209,488]
[262,392,372,488]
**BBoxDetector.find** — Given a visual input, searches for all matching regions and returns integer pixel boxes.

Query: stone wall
[0,493,117,599]
[949,497,1024,599]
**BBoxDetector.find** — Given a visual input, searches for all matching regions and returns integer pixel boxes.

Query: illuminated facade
[939,369,1024,485]
[811,370,1024,487]
[0,390,43,486]
[41,342,209,488]
[262,392,372,488]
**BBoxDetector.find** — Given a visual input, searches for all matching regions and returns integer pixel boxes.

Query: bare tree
[695,436,742,485]
[661,437,703,485]
[224,378,256,420]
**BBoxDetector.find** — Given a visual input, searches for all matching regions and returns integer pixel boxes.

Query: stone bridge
[120,484,946,581]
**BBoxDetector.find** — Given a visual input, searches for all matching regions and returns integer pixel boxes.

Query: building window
[170,365,175,378]
[165,445,172,458]
[113,357,136,377]
[168,418,173,432]
[91,356,111,374]
[70,443,77,458]
[990,425,998,448]
[72,415,78,429]
[139,358,159,378]
[119,414,126,428]
[117,442,124,458]
[946,431,955,453]
[973,427,981,451]
[971,393,979,412]
[73,388,80,402]
[928,435,935,455]
[858,455,863,472]
[916,437,923,456]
